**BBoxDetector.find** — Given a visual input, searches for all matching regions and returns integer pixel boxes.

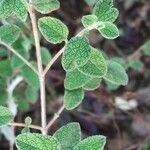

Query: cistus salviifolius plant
[0,0,128,149]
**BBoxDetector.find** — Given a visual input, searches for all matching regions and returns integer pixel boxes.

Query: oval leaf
[0,106,13,126]
[74,135,106,150]
[93,0,118,22]
[32,0,60,14]
[54,123,81,150]
[0,25,20,45]
[16,133,60,150]
[62,37,91,71]
[98,22,119,39]
[64,69,92,90]
[64,89,84,110]
[78,48,107,77]
[104,60,128,86]
[38,17,69,44]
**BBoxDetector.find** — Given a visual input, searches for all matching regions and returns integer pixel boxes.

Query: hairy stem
[28,1,47,134]
[0,41,38,75]
[9,122,43,131]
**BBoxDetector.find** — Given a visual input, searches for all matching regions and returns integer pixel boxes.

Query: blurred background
[0,0,150,149]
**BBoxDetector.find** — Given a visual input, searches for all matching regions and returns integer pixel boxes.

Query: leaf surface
[64,89,84,110]
[62,37,91,71]
[16,133,60,150]
[74,135,106,150]
[38,17,69,44]
[54,123,81,150]
[0,106,13,126]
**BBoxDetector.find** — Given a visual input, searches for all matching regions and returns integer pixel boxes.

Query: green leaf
[0,106,13,126]
[0,47,8,57]
[21,62,39,90]
[38,17,69,44]
[64,89,84,110]
[62,37,91,71]
[111,57,126,68]
[83,78,101,90]
[16,133,60,150]
[54,123,81,150]
[0,88,8,105]
[97,22,119,39]
[143,40,150,56]
[11,48,29,69]
[15,0,28,22]
[104,60,128,86]
[74,135,106,150]
[128,59,144,70]
[64,69,92,90]
[93,0,118,22]
[0,25,20,45]
[82,15,98,28]
[78,48,107,77]
[25,85,38,104]
[41,47,52,65]
[0,0,14,18]
[32,0,60,14]
[0,0,28,22]
[25,117,32,126]
[0,59,12,78]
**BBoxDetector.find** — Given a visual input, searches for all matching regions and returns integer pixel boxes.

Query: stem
[9,122,43,131]
[43,47,65,76]
[28,1,47,134]
[0,41,38,75]
[46,105,65,132]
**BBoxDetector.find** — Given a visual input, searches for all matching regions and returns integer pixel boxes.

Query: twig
[43,47,65,76]
[0,41,39,75]
[9,122,43,131]
[46,105,65,131]
[28,1,47,134]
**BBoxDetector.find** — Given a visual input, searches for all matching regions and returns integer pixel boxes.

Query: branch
[0,41,39,75]
[28,1,47,135]
[43,47,65,76]
[9,122,43,131]
[46,105,65,132]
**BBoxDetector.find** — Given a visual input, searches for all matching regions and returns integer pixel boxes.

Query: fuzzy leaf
[62,37,91,71]
[15,0,28,21]
[82,15,98,28]
[16,133,60,150]
[98,22,119,39]
[21,62,39,90]
[38,17,69,44]
[78,48,107,77]
[54,123,81,150]
[64,69,92,90]
[0,106,13,126]
[0,25,20,45]
[93,0,118,22]
[41,47,52,65]
[0,59,12,78]
[104,60,128,86]
[0,0,28,21]
[74,135,106,150]
[83,78,101,90]
[32,0,60,14]
[64,89,84,110]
